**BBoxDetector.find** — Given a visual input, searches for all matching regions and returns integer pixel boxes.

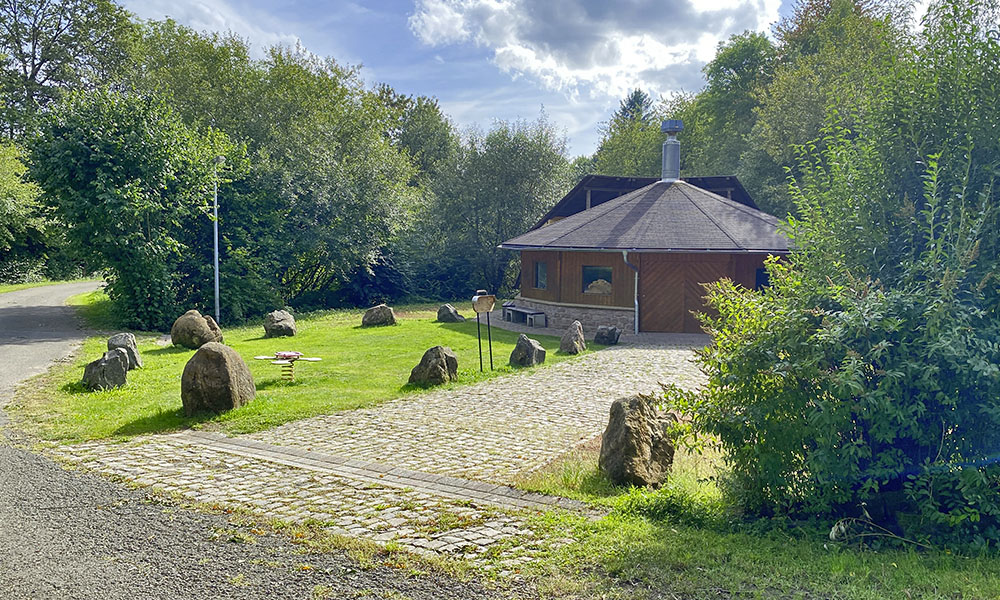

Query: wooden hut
[499,147,789,334]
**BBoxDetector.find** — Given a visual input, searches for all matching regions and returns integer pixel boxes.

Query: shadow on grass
[145,345,193,356]
[256,378,306,390]
[111,406,211,437]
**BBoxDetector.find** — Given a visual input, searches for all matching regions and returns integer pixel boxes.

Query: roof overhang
[499,244,790,254]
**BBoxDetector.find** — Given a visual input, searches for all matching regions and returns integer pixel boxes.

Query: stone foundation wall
[513,297,634,337]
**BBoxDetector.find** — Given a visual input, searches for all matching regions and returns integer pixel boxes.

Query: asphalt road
[0,282,529,600]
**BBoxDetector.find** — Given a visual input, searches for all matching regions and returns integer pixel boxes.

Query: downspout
[622,250,639,334]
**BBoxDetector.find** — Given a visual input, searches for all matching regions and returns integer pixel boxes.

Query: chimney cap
[661,119,684,134]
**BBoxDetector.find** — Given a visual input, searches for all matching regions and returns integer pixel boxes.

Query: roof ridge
[531,182,661,245]
[677,184,742,249]
[679,181,782,225]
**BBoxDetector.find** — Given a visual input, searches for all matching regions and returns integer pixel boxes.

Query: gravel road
[0,283,532,600]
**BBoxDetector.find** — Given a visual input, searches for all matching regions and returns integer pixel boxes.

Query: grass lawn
[0,277,101,295]
[12,292,595,442]
[511,441,1000,599]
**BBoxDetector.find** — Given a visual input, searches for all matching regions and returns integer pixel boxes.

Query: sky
[122,0,800,156]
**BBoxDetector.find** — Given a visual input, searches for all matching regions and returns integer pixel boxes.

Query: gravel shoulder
[0,283,529,600]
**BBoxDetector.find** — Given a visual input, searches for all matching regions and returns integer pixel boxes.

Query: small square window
[582,266,612,295]
[534,261,547,290]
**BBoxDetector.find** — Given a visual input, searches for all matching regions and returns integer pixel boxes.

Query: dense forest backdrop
[0,0,997,331]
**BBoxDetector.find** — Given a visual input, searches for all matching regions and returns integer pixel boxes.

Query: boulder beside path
[180,342,255,416]
[599,394,677,487]
[264,310,296,338]
[559,320,587,354]
[107,332,142,370]
[408,346,459,386]
[171,310,223,349]
[362,304,396,327]
[509,334,546,367]
[82,348,129,391]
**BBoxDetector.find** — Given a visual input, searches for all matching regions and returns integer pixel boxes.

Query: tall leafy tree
[29,90,236,329]
[0,0,135,137]
[423,116,569,296]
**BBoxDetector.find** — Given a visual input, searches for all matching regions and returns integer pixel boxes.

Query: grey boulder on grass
[180,342,255,416]
[559,320,587,354]
[82,348,129,391]
[107,332,142,370]
[509,334,545,367]
[170,310,223,349]
[599,394,677,487]
[362,303,396,327]
[264,309,296,338]
[436,303,465,323]
[408,346,459,386]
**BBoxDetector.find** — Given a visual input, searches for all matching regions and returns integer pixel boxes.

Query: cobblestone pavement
[49,335,706,567]
[251,336,707,483]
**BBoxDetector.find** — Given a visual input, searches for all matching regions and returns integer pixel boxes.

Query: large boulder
[509,334,546,367]
[180,342,256,416]
[362,303,396,327]
[170,310,223,349]
[263,309,296,338]
[599,394,677,487]
[408,346,459,386]
[82,348,129,391]
[594,325,622,346]
[559,320,587,354]
[107,332,142,370]
[436,303,465,323]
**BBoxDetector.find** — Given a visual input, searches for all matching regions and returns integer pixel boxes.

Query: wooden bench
[502,305,547,327]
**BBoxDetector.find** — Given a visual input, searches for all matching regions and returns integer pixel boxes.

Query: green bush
[672,143,1000,545]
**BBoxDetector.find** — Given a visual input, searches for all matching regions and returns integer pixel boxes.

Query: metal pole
[486,311,493,370]
[476,313,483,372]
[213,165,220,325]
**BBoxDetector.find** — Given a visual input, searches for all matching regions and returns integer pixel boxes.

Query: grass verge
[513,442,1000,599]
[12,292,600,441]
[0,277,101,295]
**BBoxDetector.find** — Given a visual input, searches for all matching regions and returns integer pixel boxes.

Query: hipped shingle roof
[500,180,789,253]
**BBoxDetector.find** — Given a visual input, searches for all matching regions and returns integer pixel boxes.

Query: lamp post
[213,155,225,325]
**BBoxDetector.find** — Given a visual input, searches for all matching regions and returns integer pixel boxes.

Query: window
[534,261,547,290]
[582,265,613,295]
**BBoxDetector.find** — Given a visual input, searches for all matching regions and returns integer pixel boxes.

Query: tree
[29,89,236,329]
[738,0,908,215]
[614,88,654,123]
[0,143,48,281]
[421,116,570,296]
[127,22,419,317]
[0,0,135,137]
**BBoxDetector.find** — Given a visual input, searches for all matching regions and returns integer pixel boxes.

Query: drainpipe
[622,250,639,334]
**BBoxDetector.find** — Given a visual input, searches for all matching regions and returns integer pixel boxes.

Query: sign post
[472,290,496,372]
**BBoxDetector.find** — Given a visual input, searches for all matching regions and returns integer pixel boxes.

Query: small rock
[82,348,129,390]
[180,342,255,416]
[509,334,546,367]
[559,320,587,354]
[408,346,459,386]
[263,309,296,338]
[598,394,677,487]
[362,303,396,327]
[107,332,142,370]
[170,310,223,349]
[436,304,465,323]
[594,325,622,345]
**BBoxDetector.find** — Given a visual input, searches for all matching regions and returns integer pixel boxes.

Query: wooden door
[682,259,730,333]
[639,254,732,333]
[639,254,684,332]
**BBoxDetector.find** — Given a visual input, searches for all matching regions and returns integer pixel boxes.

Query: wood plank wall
[559,251,633,307]
[519,250,560,302]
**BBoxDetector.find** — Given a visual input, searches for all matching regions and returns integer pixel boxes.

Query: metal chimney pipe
[661,119,683,182]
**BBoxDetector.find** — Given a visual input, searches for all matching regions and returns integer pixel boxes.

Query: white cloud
[409,0,782,101]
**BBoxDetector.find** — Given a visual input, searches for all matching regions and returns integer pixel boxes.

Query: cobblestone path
[49,335,706,567]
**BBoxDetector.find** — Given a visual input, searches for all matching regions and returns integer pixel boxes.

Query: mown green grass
[513,443,1000,599]
[13,294,593,441]
[0,277,101,295]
